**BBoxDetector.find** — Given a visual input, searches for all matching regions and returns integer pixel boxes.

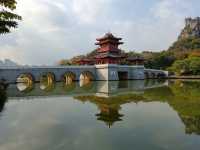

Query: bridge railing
[0,65,96,69]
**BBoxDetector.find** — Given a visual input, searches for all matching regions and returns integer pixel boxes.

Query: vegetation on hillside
[169,55,200,75]
[169,37,200,51]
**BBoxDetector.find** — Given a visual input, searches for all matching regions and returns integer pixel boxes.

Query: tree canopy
[0,0,22,34]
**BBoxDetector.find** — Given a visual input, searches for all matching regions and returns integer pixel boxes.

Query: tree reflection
[144,80,200,135]
[180,115,200,135]
[0,88,7,113]
[168,80,200,135]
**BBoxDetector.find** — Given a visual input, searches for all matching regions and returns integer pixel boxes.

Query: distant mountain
[0,59,18,67]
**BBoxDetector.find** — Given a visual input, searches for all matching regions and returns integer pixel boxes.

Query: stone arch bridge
[144,69,169,79]
[0,65,168,84]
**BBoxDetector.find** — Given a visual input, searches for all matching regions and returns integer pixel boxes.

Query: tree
[169,56,200,76]
[144,51,175,70]
[189,57,200,75]
[0,0,22,34]
[169,59,190,75]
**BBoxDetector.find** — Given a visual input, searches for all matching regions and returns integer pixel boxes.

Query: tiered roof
[95,32,123,45]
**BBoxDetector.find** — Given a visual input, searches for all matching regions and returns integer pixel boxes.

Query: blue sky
[0,0,200,65]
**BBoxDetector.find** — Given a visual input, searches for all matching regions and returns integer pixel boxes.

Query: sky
[0,0,200,65]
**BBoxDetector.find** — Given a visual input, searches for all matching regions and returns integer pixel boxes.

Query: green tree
[189,57,200,75]
[169,59,190,75]
[169,37,200,51]
[0,0,22,34]
[169,56,200,75]
[144,51,175,70]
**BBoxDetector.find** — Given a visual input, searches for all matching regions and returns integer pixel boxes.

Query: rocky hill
[179,17,200,40]
[169,17,200,51]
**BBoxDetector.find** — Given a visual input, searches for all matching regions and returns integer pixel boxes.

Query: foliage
[0,0,22,34]
[169,56,200,75]
[144,51,175,70]
[169,37,200,51]
[121,51,142,65]
[189,51,200,57]
[189,57,200,75]
[58,55,86,66]
[85,49,98,58]
[58,59,72,66]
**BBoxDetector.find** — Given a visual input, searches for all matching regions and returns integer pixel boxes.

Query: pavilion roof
[95,39,123,45]
[96,32,122,41]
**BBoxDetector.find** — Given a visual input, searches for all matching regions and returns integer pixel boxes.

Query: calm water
[0,80,200,150]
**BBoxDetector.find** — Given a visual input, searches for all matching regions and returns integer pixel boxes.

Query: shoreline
[167,76,200,79]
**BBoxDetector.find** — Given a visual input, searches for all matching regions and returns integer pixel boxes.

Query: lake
[0,80,200,150]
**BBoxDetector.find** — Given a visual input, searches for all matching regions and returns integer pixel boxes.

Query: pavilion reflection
[74,93,145,127]
[96,105,123,128]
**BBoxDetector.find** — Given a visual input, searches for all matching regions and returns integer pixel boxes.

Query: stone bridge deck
[0,65,168,83]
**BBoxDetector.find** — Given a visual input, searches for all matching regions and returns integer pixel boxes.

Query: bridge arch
[79,71,94,81]
[40,72,55,83]
[79,71,95,87]
[16,73,34,92]
[40,72,55,92]
[151,73,156,79]
[157,73,166,79]
[144,72,149,79]
[16,73,35,83]
[16,82,34,93]
[62,72,76,84]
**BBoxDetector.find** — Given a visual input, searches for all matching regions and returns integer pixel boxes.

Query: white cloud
[0,0,199,65]
[71,0,111,24]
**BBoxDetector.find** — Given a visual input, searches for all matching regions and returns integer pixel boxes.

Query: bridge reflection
[8,80,167,98]
[3,80,200,133]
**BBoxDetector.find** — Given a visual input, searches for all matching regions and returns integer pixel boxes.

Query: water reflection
[96,105,123,128]
[7,80,167,98]
[62,82,76,92]
[40,73,56,92]
[1,80,200,149]
[16,82,34,93]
